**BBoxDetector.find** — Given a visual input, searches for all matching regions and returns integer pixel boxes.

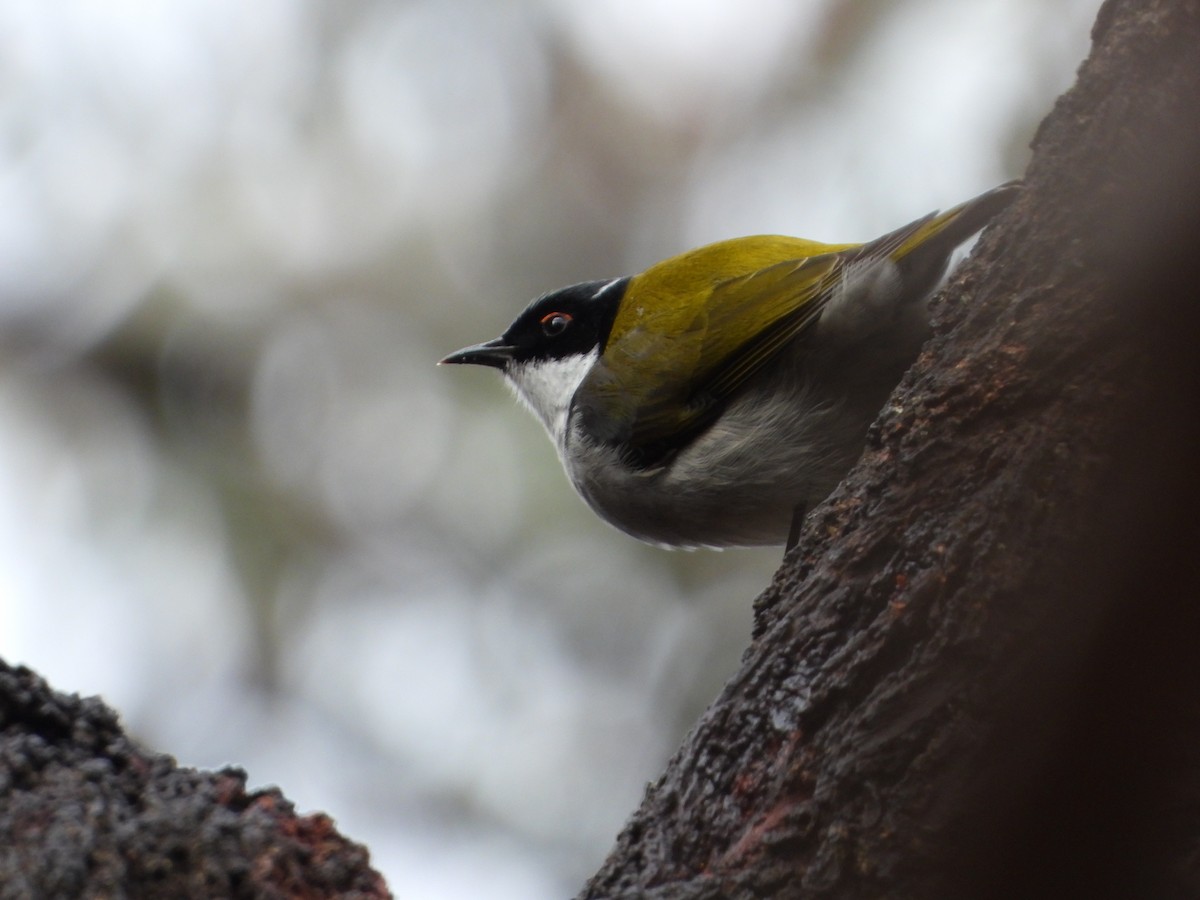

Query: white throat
[504,350,597,447]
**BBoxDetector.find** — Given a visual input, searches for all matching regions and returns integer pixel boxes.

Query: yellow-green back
[577,236,853,450]
[573,183,1018,457]
[608,235,855,348]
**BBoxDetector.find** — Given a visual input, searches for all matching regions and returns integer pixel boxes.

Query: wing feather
[575,241,846,458]
[573,182,1018,464]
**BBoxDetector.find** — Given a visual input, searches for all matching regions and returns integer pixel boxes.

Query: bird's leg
[786,503,807,552]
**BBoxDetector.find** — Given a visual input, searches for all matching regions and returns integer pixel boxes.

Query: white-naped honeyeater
[442,182,1018,549]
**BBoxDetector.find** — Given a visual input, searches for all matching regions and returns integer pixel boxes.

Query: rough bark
[0,662,388,899]
[579,0,1200,897]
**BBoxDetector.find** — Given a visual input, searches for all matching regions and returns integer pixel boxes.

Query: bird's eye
[540,312,573,337]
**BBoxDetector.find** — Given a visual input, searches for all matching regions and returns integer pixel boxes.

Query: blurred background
[0,1,1099,896]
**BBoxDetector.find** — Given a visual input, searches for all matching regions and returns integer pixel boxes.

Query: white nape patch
[591,277,623,300]
[504,349,598,446]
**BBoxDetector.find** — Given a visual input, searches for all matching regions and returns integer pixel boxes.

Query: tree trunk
[578,0,1200,897]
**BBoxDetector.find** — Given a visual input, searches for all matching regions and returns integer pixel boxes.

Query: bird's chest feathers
[506,350,598,446]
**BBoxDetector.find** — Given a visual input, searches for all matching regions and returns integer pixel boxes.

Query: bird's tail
[860,180,1021,288]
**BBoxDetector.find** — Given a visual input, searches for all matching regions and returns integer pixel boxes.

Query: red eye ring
[540,312,573,336]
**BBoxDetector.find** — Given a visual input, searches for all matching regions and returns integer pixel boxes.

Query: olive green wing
[574,250,846,459]
[573,183,1019,463]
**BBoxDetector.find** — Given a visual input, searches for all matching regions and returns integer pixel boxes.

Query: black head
[440,277,629,369]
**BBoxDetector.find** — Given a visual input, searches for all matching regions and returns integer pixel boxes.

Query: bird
[441,182,1017,550]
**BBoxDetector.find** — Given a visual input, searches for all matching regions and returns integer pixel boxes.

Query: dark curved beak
[439,337,517,369]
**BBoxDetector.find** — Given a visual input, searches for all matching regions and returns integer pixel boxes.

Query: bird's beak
[438,337,517,369]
